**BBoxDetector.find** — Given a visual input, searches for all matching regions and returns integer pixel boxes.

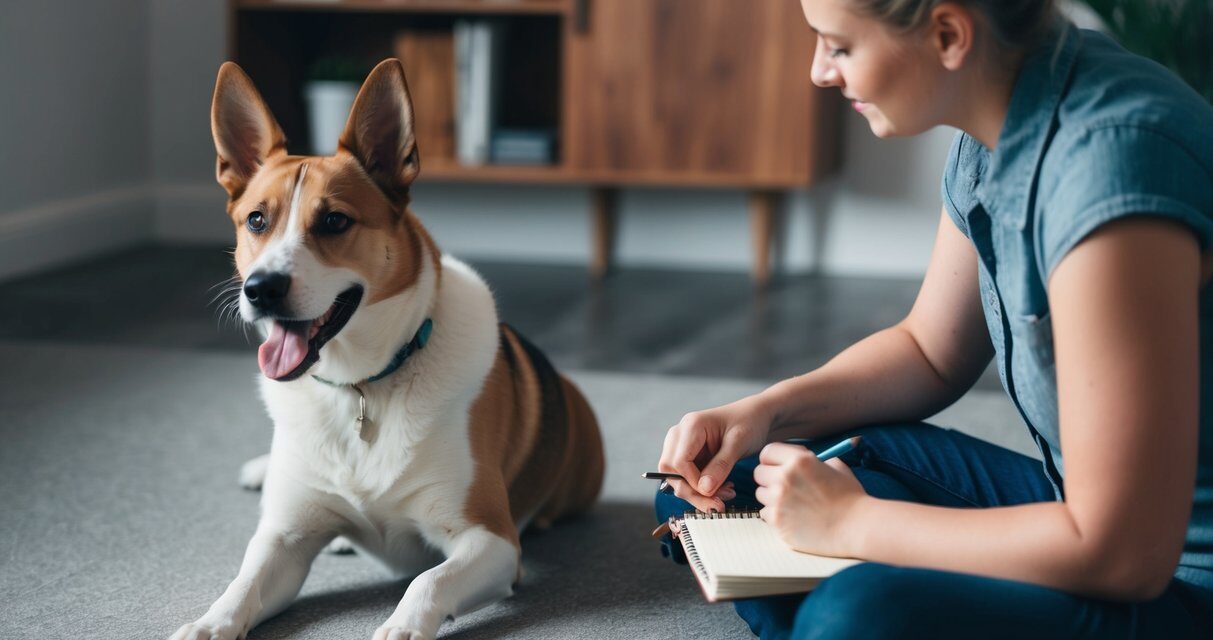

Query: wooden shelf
[419,162,572,184]
[229,0,842,286]
[418,162,827,190]
[235,0,571,16]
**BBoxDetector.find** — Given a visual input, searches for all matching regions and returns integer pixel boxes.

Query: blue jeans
[653,423,1213,639]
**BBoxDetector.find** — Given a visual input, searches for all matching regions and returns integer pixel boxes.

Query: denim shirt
[941,24,1213,595]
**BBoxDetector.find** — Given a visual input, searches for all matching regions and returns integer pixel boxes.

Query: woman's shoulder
[1040,28,1213,214]
[1055,29,1213,163]
[1033,30,1213,279]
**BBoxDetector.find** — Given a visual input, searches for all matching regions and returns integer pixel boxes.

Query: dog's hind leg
[531,375,604,528]
[238,453,269,491]
[373,526,518,640]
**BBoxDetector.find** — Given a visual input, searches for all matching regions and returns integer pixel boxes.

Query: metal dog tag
[353,384,371,442]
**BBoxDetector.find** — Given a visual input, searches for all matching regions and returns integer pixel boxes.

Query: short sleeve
[941,131,987,238]
[1038,125,1213,280]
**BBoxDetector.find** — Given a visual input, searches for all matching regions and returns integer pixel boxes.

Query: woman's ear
[928,3,977,71]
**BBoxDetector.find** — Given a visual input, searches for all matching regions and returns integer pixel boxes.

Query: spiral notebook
[675,510,861,602]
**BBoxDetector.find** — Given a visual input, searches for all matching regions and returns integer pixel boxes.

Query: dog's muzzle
[243,270,292,315]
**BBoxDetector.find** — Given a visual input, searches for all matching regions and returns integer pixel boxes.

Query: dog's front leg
[171,521,334,640]
[374,526,518,640]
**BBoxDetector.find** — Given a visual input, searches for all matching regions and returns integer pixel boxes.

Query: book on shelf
[674,509,861,602]
[491,128,555,165]
[454,19,506,166]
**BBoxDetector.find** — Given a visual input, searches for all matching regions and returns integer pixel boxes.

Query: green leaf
[1077,0,1213,102]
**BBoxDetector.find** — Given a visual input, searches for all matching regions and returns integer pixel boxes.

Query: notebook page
[684,517,858,579]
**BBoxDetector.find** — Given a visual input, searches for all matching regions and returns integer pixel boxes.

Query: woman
[654,0,1213,637]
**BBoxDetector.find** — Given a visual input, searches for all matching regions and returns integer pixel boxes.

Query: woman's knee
[793,563,925,639]
[842,422,949,458]
[850,467,919,502]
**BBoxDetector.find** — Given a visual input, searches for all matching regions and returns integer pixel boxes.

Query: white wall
[403,124,954,277]
[0,0,154,279]
[148,0,229,241]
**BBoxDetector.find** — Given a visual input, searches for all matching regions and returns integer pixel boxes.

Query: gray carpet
[0,341,1034,639]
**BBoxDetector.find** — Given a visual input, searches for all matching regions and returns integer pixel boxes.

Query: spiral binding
[677,507,764,588]
[682,507,763,520]
[677,517,708,585]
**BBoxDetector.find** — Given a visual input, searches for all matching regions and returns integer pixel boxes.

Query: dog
[171,59,604,640]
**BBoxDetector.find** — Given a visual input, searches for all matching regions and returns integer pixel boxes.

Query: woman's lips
[852,100,868,112]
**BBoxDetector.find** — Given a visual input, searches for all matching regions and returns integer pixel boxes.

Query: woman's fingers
[657,417,742,510]
[667,478,735,511]
[759,441,803,464]
[753,462,775,487]
[669,478,725,512]
[825,457,848,472]
[697,428,747,495]
[657,426,679,471]
[670,421,707,493]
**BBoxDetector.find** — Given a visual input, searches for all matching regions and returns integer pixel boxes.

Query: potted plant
[1079,0,1213,103]
[304,57,366,155]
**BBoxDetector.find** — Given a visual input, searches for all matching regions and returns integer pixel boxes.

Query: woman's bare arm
[839,218,1201,601]
[761,208,994,440]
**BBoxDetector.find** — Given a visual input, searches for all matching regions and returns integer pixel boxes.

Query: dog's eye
[320,212,353,235]
[246,212,267,233]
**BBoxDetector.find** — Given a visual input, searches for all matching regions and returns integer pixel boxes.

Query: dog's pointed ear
[338,59,420,201]
[210,62,287,199]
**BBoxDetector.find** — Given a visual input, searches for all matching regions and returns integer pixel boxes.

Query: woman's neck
[948,50,1025,150]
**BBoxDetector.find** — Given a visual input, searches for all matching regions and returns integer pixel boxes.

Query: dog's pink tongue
[258,320,310,380]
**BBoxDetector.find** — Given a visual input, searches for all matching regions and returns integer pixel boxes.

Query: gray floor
[0,342,1028,640]
[0,246,1029,639]
[0,244,1001,390]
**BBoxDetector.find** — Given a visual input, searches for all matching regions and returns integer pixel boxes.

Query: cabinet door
[564,0,840,186]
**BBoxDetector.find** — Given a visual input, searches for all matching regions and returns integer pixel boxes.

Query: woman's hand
[657,395,775,512]
[753,442,870,558]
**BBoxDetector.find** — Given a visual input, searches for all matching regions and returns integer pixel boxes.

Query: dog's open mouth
[257,286,363,381]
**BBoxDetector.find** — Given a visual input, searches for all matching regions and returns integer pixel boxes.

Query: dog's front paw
[169,620,243,640]
[325,535,356,554]
[373,626,432,640]
[238,453,269,490]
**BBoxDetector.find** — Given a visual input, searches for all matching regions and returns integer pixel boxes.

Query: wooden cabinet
[229,0,843,285]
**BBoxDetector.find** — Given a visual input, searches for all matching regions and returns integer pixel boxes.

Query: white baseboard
[0,186,155,281]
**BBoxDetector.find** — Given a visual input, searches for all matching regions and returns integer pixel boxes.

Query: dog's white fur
[174,250,521,640]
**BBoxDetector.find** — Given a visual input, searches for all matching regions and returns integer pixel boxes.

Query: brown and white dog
[171,60,604,640]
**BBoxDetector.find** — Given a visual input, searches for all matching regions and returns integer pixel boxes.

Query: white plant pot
[304,81,359,155]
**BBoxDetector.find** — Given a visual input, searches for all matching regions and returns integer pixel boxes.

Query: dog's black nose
[243,271,291,312]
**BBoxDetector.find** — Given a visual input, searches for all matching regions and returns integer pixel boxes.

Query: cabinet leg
[749,190,783,288]
[590,187,618,280]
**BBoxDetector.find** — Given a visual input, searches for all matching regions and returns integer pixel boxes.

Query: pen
[642,436,863,483]
[640,472,685,480]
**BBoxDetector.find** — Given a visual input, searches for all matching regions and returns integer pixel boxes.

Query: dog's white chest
[338,500,447,576]
[265,377,479,530]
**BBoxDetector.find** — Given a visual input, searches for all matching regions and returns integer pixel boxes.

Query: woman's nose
[810,40,840,88]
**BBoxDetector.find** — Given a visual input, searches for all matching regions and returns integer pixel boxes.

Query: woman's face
[801,0,946,138]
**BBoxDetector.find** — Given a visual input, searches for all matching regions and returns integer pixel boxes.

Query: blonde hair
[845,0,1060,51]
